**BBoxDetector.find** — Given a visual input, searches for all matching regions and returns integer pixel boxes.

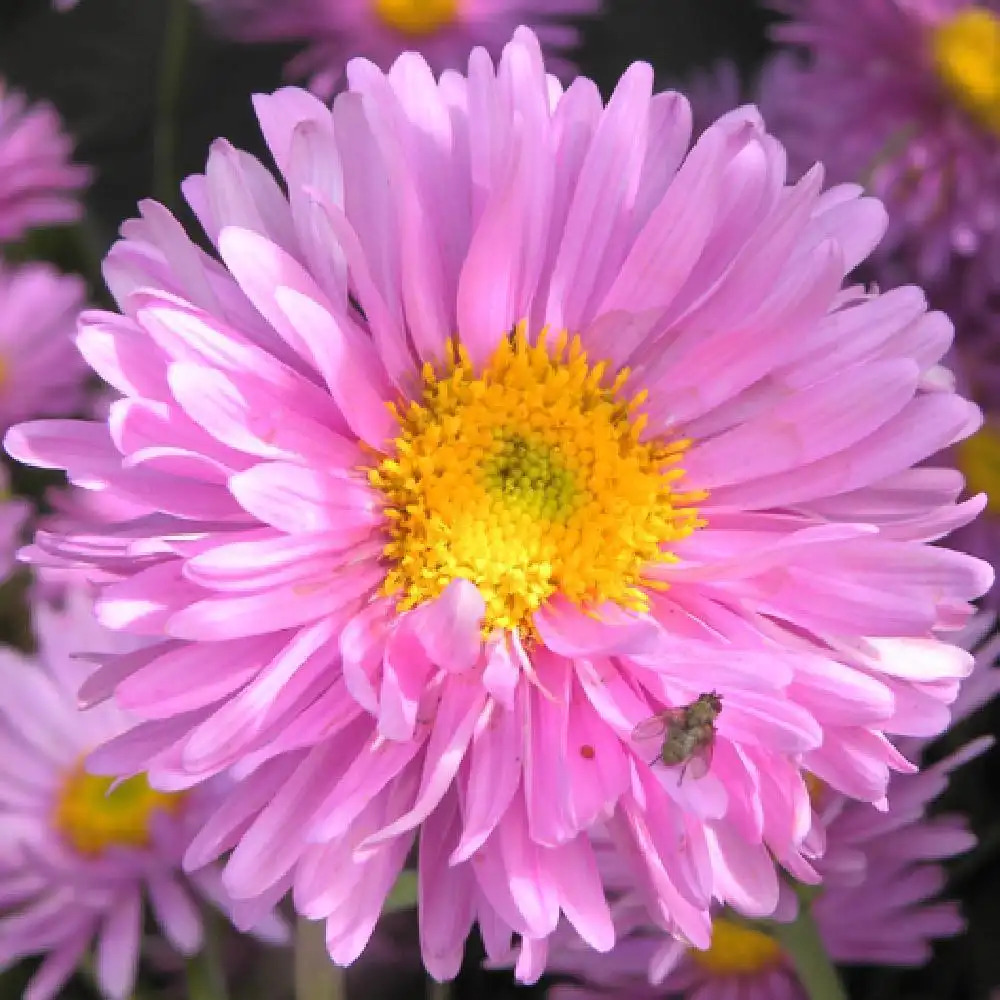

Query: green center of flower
[932,7,1000,134]
[373,0,460,35]
[479,432,582,522]
[55,761,185,856]
[369,325,705,636]
[691,917,784,976]
[957,422,1000,515]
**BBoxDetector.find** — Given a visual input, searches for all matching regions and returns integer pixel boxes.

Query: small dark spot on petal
[580,744,596,760]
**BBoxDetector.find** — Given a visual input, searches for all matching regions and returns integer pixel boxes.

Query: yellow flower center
[373,0,460,36]
[957,422,1000,515]
[932,7,1000,134]
[370,326,704,636]
[54,761,184,856]
[691,917,784,976]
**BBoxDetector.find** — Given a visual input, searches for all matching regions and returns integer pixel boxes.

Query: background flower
[0,259,89,433]
[764,0,1000,312]
[0,588,286,1000]
[0,80,90,244]
[198,0,600,97]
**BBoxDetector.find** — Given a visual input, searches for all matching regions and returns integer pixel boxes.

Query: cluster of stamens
[370,324,705,636]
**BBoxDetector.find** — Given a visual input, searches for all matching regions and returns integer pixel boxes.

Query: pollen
[370,325,705,637]
[932,7,1000,134]
[956,422,1000,515]
[54,761,184,856]
[691,916,784,976]
[373,0,460,36]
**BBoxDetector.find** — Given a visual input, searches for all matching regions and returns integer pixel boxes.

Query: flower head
[0,260,89,433]
[5,29,992,980]
[765,0,1000,309]
[0,589,286,1000]
[199,0,598,97]
[0,82,90,244]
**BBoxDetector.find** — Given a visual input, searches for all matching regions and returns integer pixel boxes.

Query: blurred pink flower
[549,623,1000,1000]
[0,588,288,1000]
[5,28,993,981]
[764,0,1000,310]
[0,260,89,432]
[0,82,90,243]
[199,0,598,97]
[0,464,31,585]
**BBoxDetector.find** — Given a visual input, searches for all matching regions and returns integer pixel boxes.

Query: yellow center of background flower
[371,326,704,635]
[55,762,184,856]
[691,917,784,976]
[932,7,1000,134]
[957,423,1000,515]
[373,0,459,35]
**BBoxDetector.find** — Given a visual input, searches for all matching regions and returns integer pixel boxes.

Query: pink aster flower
[0,82,90,244]
[765,0,1000,309]
[548,626,1000,1000]
[0,588,286,1000]
[5,28,993,981]
[0,260,89,432]
[199,0,598,97]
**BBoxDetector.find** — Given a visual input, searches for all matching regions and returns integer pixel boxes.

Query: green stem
[185,912,229,1000]
[768,902,849,1000]
[153,0,191,208]
[295,917,346,1000]
[427,977,452,1000]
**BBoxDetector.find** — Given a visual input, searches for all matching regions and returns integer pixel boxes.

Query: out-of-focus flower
[548,624,1000,1000]
[5,27,992,981]
[0,260,89,432]
[0,464,31,585]
[199,0,598,96]
[0,82,90,244]
[0,588,286,1000]
[764,0,1000,309]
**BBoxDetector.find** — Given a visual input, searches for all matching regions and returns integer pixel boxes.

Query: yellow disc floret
[957,422,1000,515]
[373,0,460,36]
[691,916,784,976]
[932,7,1000,134]
[370,325,704,636]
[55,761,185,856]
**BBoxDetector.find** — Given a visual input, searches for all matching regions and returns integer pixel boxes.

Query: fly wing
[632,707,686,764]
[681,730,716,781]
[631,712,670,743]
